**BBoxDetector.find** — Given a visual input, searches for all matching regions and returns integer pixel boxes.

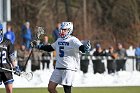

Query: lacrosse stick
[23,49,33,71]
[23,26,46,70]
[0,67,33,81]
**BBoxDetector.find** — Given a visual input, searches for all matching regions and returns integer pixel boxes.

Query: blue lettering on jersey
[58,42,69,46]
[59,46,64,57]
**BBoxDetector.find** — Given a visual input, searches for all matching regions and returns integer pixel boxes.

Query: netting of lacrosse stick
[35,26,46,41]
[20,71,33,81]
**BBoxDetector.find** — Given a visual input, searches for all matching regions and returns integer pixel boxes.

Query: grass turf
[0,86,140,93]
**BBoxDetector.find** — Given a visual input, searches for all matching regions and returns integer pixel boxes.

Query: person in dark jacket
[106,46,118,74]
[41,35,51,70]
[92,44,106,74]
[52,23,61,41]
[80,40,91,74]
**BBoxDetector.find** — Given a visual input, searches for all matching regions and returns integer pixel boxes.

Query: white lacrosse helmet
[59,22,73,38]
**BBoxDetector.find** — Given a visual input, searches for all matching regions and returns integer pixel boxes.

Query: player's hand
[30,40,43,49]
[30,40,38,48]
[13,66,21,76]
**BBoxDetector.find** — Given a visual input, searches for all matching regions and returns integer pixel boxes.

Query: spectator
[52,22,61,68]
[21,21,32,52]
[115,43,127,71]
[52,22,61,41]
[135,44,140,71]
[92,43,106,74]
[17,44,29,71]
[40,35,51,70]
[106,46,118,74]
[4,23,15,44]
[80,40,90,74]
[80,53,90,74]
[126,45,135,71]
[31,47,42,72]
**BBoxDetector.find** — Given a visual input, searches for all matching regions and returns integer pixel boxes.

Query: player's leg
[48,69,61,93]
[3,72,14,93]
[48,81,58,93]
[63,85,72,93]
[5,83,13,93]
[61,70,75,93]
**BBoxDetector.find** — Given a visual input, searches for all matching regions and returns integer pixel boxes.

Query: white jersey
[51,36,82,70]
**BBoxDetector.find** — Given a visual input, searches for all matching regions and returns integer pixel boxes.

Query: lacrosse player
[31,22,91,93]
[0,23,21,93]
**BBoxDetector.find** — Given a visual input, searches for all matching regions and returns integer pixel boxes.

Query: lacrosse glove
[13,66,21,76]
[84,40,91,53]
[30,40,37,48]
[30,40,42,49]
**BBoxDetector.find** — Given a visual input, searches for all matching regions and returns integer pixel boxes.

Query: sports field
[0,86,140,93]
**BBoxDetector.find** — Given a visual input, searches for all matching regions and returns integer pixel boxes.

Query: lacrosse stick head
[20,72,33,81]
[35,26,46,41]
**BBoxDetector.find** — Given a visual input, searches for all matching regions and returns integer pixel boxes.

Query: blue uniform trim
[0,24,3,29]
[4,79,14,85]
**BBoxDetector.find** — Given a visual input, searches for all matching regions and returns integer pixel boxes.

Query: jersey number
[1,51,7,63]
[59,46,64,57]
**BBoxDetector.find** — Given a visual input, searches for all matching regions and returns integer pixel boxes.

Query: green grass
[0,86,140,93]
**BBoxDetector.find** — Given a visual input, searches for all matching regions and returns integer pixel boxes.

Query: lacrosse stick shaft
[0,67,20,76]
[0,67,14,72]
[0,67,33,80]
[23,49,33,71]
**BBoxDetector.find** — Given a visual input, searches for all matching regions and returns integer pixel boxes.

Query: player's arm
[9,43,17,68]
[30,40,55,52]
[38,44,55,52]
[8,41,21,74]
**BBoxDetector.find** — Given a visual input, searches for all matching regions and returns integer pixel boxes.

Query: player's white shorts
[49,69,76,86]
